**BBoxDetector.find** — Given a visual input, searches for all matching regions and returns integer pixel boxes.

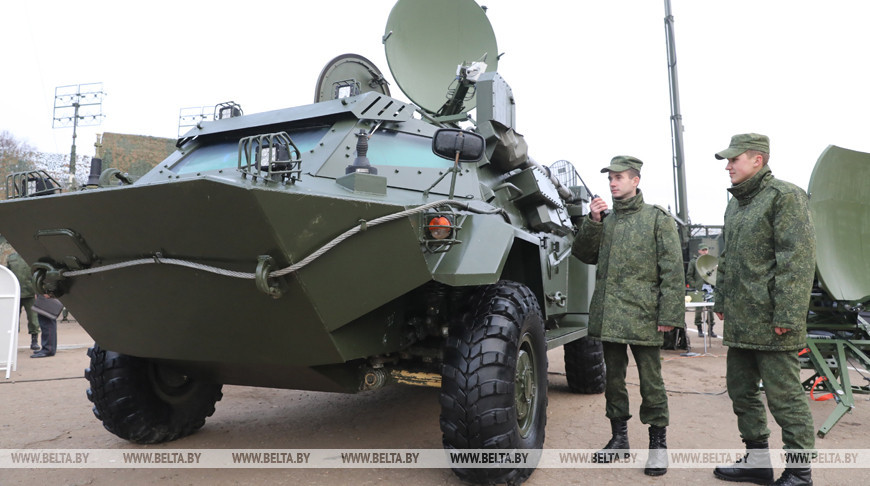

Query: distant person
[5,252,40,351]
[573,155,685,476]
[711,134,815,486]
[686,244,716,338]
[31,295,60,358]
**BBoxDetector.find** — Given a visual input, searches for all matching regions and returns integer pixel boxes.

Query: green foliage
[0,130,38,196]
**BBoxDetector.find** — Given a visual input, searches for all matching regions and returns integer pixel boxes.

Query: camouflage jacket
[713,166,815,351]
[6,252,34,298]
[573,190,685,346]
[686,256,705,290]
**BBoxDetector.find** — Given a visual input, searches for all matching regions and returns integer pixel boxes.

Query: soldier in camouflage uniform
[6,252,40,351]
[711,134,815,486]
[573,155,685,477]
[686,244,716,337]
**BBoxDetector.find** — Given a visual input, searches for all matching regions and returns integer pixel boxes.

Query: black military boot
[594,418,630,463]
[697,324,705,337]
[713,439,773,484]
[772,452,812,485]
[644,425,668,476]
[30,334,40,351]
[709,322,718,338]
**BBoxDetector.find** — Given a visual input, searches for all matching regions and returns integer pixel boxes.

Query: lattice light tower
[52,82,106,188]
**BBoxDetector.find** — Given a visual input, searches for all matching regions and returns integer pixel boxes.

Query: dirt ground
[2,314,868,486]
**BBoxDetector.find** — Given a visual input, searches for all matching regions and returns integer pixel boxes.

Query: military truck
[0,1,604,483]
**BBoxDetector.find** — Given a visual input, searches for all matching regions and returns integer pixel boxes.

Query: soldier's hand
[774,327,790,335]
[589,197,609,222]
[658,325,674,332]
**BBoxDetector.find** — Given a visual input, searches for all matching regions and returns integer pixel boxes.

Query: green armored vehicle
[0,1,604,483]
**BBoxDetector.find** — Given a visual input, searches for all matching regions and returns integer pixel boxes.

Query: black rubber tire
[440,281,547,485]
[564,336,606,394]
[85,344,223,444]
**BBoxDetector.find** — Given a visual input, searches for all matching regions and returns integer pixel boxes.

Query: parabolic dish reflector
[314,53,390,103]
[384,0,498,114]
[808,145,870,303]
[696,254,718,286]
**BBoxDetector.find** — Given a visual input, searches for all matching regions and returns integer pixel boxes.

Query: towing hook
[255,255,285,299]
[32,261,68,297]
[545,291,567,307]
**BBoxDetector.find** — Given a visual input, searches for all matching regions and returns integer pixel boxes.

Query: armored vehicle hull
[1,93,593,388]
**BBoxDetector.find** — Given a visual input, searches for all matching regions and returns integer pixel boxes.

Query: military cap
[698,244,709,251]
[714,133,770,160]
[600,155,643,173]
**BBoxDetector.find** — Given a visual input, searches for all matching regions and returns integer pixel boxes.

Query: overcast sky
[2,0,869,225]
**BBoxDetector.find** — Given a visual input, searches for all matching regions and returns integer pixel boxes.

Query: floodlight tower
[52,82,106,188]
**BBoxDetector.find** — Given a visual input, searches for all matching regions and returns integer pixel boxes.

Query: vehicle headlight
[427,216,452,240]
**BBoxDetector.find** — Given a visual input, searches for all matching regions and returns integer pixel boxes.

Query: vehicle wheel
[440,280,547,485]
[564,336,606,394]
[85,343,223,444]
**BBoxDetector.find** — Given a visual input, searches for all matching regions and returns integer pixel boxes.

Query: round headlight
[427,216,452,240]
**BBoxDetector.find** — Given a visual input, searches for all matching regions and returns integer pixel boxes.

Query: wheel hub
[515,335,537,437]
[149,363,195,403]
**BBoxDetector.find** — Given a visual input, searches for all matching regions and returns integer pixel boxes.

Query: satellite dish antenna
[696,254,719,286]
[383,0,498,115]
[314,53,390,103]
[809,145,870,303]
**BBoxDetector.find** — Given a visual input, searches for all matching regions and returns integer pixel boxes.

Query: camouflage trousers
[18,297,40,335]
[603,342,669,427]
[726,348,815,450]
[693,307,715,325]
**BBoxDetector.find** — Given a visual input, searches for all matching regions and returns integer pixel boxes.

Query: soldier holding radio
[573,155,685,476]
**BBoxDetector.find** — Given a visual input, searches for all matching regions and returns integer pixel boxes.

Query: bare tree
[35,152,90,188]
